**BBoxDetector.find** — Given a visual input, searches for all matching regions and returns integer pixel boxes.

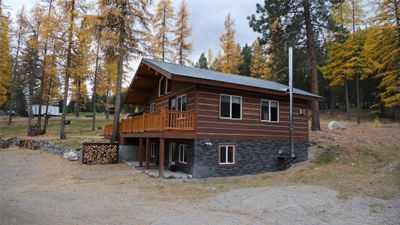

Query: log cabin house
[104,58,322,178]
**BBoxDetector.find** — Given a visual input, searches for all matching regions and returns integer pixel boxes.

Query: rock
[187,174,193,179]
[63,151,79,161]
[328,121,346,130]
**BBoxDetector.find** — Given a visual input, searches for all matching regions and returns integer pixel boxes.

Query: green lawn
[0,113,118,149]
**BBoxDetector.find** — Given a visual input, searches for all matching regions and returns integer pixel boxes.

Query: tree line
[0,0,399,141]
[0,0,193,142]
[195,0,400,128]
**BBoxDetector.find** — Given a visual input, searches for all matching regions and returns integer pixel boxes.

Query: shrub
[314,151,334,165]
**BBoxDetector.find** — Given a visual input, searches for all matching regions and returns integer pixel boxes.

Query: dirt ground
[1,147,399,225]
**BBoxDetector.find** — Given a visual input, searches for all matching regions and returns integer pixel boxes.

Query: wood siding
[145,80,196,113]
[195,86,309,141]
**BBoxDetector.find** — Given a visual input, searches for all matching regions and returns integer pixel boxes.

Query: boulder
[63,151,79,161]
[328,121,346,130]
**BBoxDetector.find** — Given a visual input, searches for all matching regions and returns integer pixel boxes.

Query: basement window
[179,144,188,164]
[261,99,279,122]
[151,142,156,157]
[220,94,242,119]
[219,145,235,165]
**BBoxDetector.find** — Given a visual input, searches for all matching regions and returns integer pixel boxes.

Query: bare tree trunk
[38,0,53,130]
[27,78,34,136]
[74,78,81,118]
[111,2,126,143]
[8,24,23,126]
[329,89,335,118]
[106,87,110,120]
[345,79,350,112]
[162,8,166,61]
[60,0,75,139]
[356,74,360,124]
[92,40,100,131]
[44,42,56,131]
[303,0,320,131]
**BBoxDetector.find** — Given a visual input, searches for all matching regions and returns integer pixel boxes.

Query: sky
[4,0,263,86]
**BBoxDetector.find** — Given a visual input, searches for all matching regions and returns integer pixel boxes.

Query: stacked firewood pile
[82,143,118,165]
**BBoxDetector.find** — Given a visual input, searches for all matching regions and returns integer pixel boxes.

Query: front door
[168,142,176,166]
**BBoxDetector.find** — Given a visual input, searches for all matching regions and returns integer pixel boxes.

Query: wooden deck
[104,108,195,137]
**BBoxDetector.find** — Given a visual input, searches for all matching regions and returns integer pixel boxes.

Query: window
[166,78,172,93]
[219,145,235,165]
[151,142,156,157]
[220,95,242,119]
[149,103,155,112]
[159,77,171,96]
[261,100,279,122]
[169,97,176,110]
[179,144,188,164]
[159,77,166,96]
[176,94,187,111]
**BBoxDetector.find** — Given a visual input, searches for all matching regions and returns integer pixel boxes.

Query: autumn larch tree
[153,0,174,61]
[173,0,192,65]
[7,6,30,125]
[60,0,77,139]
[250,40,268,79]
[99,0,151,143]
[0,4,12,108]
[220,13,243,74]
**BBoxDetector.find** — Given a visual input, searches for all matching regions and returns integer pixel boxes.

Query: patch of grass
[314,151,335,165]
[369,203,384,211]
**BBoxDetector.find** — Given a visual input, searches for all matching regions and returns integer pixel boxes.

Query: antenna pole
[289,47,295,157]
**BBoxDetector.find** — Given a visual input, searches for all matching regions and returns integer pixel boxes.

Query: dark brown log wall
[195,85,309,141]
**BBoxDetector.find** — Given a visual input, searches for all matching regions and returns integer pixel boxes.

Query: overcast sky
[4,0,263,86]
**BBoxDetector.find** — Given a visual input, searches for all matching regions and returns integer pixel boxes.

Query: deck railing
[104,108,195,135]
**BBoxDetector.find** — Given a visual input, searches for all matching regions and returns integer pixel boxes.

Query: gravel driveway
[1,148,399,225]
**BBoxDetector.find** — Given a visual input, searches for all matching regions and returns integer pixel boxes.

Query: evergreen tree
[239,44,252,76]
[21,33,41,135]
[195,52,208,69]
[153,0,174,61]
[220,13,243,74]
[173,0,192,65]
[249,0,334,131]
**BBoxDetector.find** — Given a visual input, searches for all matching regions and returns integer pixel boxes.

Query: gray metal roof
[143,58,322,99]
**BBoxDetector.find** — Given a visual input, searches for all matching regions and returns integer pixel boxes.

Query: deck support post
[145,138,150,169]
[139,138,144,167]
[159,138,165,178]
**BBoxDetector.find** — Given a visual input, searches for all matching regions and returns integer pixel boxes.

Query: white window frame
[260,99,279,122]
[219,145,236,165]
[158,77,165,96]
[149,103,155,112]
[150,142,156,157]
[219,94,242,120]
[176,94,187,112]
[178,144,188,164]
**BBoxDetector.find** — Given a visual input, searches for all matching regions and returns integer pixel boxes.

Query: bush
[314,151,334,165]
